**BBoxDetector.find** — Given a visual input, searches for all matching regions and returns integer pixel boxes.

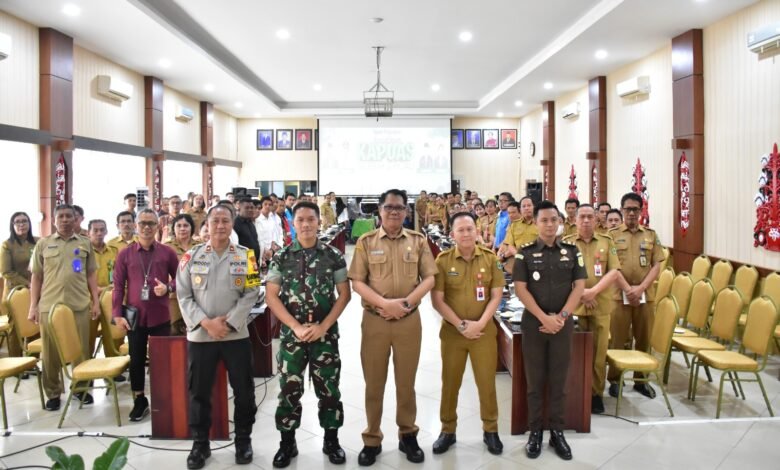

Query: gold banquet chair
[692,296,778,418]
[757,272,780,352]
[6,288,44,381]
[669,273,694,328]
[97,288,129,357]
[690,255,712,284]
[0,356,44,428]
[710,259,734,296]
[655,268,675,304]
[606,296,678,417]
[47,304,130,428]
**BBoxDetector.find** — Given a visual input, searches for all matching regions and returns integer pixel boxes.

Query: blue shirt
[493,210,510,248]
[285,207,296,240]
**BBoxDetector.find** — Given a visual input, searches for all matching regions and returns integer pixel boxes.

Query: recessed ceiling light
[459,31,473,42]
[369,17,384,23]
[514,100,523,107]
[276,29,290,40]
[158,58,171,69]
[595,49,608,60]
[203,83,215,92]
[62,3,81,17]
[431,83,441,92]
[497,112,504,118]
[234,102,243,108]
[313,83,322,91]
[543,82,554,90]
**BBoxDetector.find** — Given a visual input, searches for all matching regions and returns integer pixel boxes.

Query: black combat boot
[186,430,211,470]
[235,426,253,465]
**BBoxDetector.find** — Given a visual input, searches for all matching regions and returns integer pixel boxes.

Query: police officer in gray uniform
[178,204,261,469]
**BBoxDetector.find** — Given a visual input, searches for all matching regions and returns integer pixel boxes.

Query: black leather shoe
[525,430,543,459]
[608,383,619,398]
[591,395,605,414]
[399,435,424,463]
[549,430,572,460]
[235,439,253,465]
[483,432,503,455]
[323,439,346,465]
[75,392,94,405]
[272,441,298,468]
[634,383,656,399]
[432,432,456,454]
[186,442,211,469]
[358,445,381,466]
[45,397,61,411]
[113,374,126,383]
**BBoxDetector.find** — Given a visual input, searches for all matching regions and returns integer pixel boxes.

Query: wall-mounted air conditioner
[96,75,133,102]
[561,102,580,119]
[175,105,194,122]
[748,22,780,54]
[616,76,650,98]
[0,32,11,61]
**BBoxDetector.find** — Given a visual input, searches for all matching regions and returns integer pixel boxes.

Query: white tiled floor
[2,246,780,469]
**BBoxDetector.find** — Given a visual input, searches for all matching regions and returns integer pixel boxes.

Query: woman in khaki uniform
[163,213,200,334]
[0,211,38,356]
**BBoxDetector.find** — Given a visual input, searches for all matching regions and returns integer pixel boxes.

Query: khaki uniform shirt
[31,233,97,313]
[503,218,538,249]
[563,219,578,239]
[164,237,200,259]
[107,235,138,253]
[415,198,428,222]
[563,232,620,316]
[320,202,337,228]
[348,227,437,313]
[609,224,665,301]
[92,243,118,288]
[187,208,207,234]
[595,222,610,236]
[427,203,446,225]
[433,245,504,330]
[1,238,37,297]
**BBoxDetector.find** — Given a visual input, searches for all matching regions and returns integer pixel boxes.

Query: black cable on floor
[100,433,236,452]
[4,466,52,469]
[599,413,640,425]
[0,435,75,459]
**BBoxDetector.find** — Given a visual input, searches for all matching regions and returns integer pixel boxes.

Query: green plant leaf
[46,445,71,469]
[70,454,85,470]
[93,437,129,470]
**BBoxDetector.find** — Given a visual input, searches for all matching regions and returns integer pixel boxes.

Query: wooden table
[248,306,274,377]
[494,316,593,435]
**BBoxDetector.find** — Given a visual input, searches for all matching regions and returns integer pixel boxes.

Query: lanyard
[139,248,154,287]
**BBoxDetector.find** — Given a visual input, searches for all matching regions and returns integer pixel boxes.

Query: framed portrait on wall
[483,129,499,149]
[465,129,482,149]
[276,129,293,150]
[295,129,313,150]
[451,129,464,149]
[501,129,517,149]
[257,129,273,150]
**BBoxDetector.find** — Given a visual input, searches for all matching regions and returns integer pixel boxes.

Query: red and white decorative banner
[54,153,67,206]
[679,152,690,237]
[568,164,578,199]
[153,165,162,212]
[631,158,650,226]
[207,166,214,201]
[754,143,780,251]
[591,165,599,205]
[543,167,549,200]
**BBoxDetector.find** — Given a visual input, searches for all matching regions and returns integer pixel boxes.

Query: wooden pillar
[671,30,704,272]
[587,76,607,205]
[38,28,74,236]
[200,102,214,200]
[145,76,164,211]
[541,101,555,202]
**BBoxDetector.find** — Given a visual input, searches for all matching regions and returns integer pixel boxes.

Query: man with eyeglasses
[607,193,665,400]
[348,189,437,466]
[112,209,179,422]
[492,192,513,249]
[108,211,138,253]
[157,195,183,242]
[28,204,100,411]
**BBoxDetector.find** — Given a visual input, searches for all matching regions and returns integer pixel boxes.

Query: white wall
[0,141,39,240]
[703,0,780,270]
[214,109,237,160]
[73,46,145,146]
[607,44,674,246]
[518,108,545,198]
[213,165,239,197]
[164,160,204,199]
[0,11,39,129]
[554,86,590,207]
[163,86,200,155]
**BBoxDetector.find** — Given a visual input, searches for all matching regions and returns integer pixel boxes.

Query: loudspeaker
[526,182,543,204]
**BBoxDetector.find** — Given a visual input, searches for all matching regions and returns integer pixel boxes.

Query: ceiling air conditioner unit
[616,76,650,98]
[561,102,580,119]
[748,22,780,54]
[175,105,194,122]
[0,32,10,61]
[96,75,133,102]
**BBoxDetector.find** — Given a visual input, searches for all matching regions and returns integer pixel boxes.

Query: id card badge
[594,263,603,277]
[476,286,486,302]
[639,255,648,267]
[140,285,150,301]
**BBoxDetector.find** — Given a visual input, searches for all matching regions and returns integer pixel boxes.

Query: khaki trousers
[439,323,498,433]
[608,302,655,381]
[578,313,611,397]
[40,308,90,398]
[360,310,421,446]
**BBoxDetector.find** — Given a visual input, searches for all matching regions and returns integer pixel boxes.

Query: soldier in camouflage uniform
[265,201,352,468]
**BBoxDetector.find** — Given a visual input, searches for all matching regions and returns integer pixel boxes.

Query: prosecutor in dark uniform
[512,200,586,461]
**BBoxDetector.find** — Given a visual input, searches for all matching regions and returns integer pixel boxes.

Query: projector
[364,95,393,117]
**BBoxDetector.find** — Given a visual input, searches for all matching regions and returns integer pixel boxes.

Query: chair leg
[108,378,121,427]
[58,386,74,429]
[654,372,674,417]
[615,370,627,417]
[734,372,746,400]
[687,356,698,400]
[715,371,728,419]
[35,368,44,410]
[692,359,701,401]
[727,372,740,398]
[1,378,7,429]
[704,364,713,383]
[682,351,690,367]
[663,353,671,385]
[755,373,774,417]
[13,375,21,393]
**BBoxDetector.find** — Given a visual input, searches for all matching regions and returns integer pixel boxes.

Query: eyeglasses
[382,205,407,213]
[13,220,28,226]
[138,221,158,228]
[622,207,641,213]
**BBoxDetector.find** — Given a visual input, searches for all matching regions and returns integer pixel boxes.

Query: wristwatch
[457,320,467,332]
[560,311,570,319]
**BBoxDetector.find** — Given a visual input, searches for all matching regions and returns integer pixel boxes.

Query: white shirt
[255,211,283,255]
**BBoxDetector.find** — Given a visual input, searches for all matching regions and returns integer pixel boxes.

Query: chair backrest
[48,303,84,367]
[733,265,759,308]
[650,296,679,360]
[685,279,716,330]
[710,259,734,294]
[742,296,779,357]
[659,247,672,273]
[690,255,712,284]
[6,287,38,340]
[761,271,780,308]
[669,273,694,322]
[709,287,743,342]
[655,268,675,303]
[99,288,125,342]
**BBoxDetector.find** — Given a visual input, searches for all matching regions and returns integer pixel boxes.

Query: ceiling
[0,0,759,119]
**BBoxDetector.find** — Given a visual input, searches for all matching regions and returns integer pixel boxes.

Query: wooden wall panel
[542,101,555,202]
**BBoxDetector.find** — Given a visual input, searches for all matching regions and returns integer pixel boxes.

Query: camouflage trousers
[275,332,344,432]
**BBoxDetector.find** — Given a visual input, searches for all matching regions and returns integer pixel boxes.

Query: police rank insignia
[194,275,202,285]
[577,252,585,267]
[532,271,540,281]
